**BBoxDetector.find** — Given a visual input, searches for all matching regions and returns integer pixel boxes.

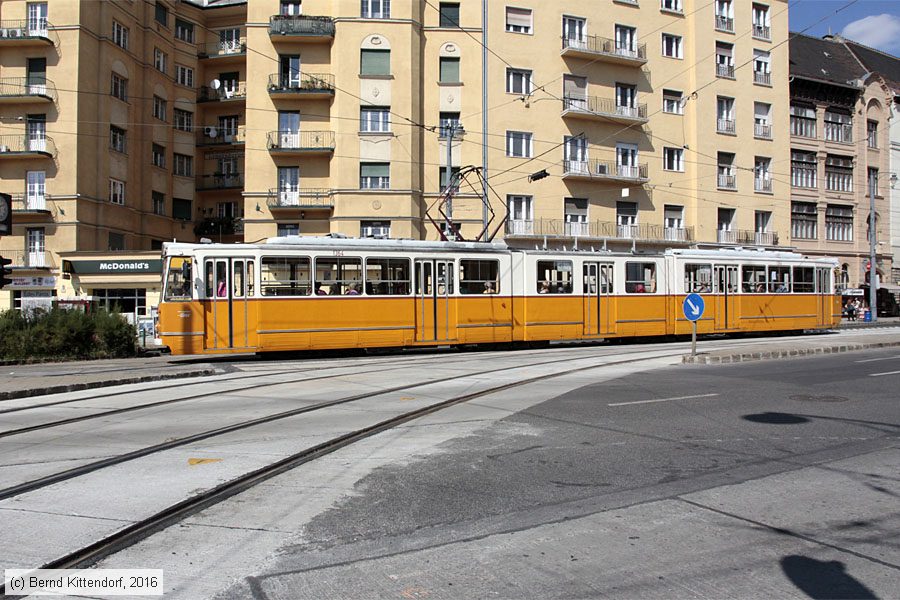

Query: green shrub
[0,307,137,361]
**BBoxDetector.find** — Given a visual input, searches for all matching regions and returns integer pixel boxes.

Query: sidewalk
[0,356,222,401]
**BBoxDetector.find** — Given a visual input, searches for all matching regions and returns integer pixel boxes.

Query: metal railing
[0,77,57,101]
[0,19,58,45]
[561,34,647,62]
[9,192,48,211]
[752,24,771,40]
[195,127,245,145]
[267,130,335,151]
[198,82,246,102]
[267,188,334,208]
[716,63,735,79]
[198,38,246,58]
[719,229,778,245]
[267,72,335,93]
[755,178,773,192]
[754,71,771,85]
[717,118,735,134]
[197,173,244,190]
[0,134,56,156]
[717,174,736,189]
[6,249,52,268]
[754,123,772,139]
[717,229,736,244]
[563,159,648,180]
[269,15,335,37]
[715,15,734,32]
[753,231,777,245]
[562,95,648,120]
[506,218,694,242]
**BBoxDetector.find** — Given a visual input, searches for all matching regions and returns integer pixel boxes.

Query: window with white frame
[867,120,878,148]
[616,143,639,177]
[361,0,390,19]
[507,131,533,158]
[507,195,533,232]
[717,96,735,133]
[753,49,770,84]
[616,83,637,115]
[716,42,734,77]
[506,68,532,95]
[173,108,193,132]
[280,1,302,16]
[664,205,684,230]
[175,64,193,87]
[715,0,734,31]
[662,34,682,58]
[718,152,736,188]
[564,198,588,233]
[563,16,586,48]
[439,111,461,137]
[615,25,637,56]
[791,150,817,188]
[663,89,683,114]
[152,143,166,168]
[617,201,638,227]
[360,163,390,189]
[173,153,193,177]
[361,220,391,239]
[824,109,852,142]
[825,204,853,241]
[152,96,166,121]
[110,73,127,101]
[564,135,588,173]
[663,147,684,171]
[154,48,167,73]
[791,202,817,239]
[825,155,853,192]
[25,171,45,207]
[505,7,532,34]
[109,125,126,153]
[661,0,682,13]
[360,106,390,132]
[112,21,129,49]
[754,102,771,138]
[277,223,300,237]
[752,3,770,39]
[109,178,125,205]
[754,156,772,192]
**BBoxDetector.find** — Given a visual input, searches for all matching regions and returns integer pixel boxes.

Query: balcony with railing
[715,15,734,32]
[562,159,649,182]
[561,95,648,124]
[752,24,771,40]
[717,118,735,134]
[0,19,58,46]
[267,130,335,155]
[0,77,56,103]
[267,72,335,99]
[7,249,53,269]
[196,173,244,191]
[754,178,773,193]
[267,188,334,210]
[753,231,777,245]
[10,192,51,216]
[716,63,735,79]
[753,71,771,86]
[717,174,737,190]
[197,38,246,60]
[195,126,245,146]
[560,34,647,65]
[505,218,694,243]
[754,123,772,139]
[717,229,778,245]
[198,82,246,103]
[0,134,56,158]
[269,15,335,41]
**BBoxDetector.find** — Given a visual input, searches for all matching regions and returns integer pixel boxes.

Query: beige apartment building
[1,0,792,315]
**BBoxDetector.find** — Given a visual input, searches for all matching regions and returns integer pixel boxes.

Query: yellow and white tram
[158,237,841,355]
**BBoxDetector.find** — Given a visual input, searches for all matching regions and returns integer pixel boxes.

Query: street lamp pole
[869,172,877,322]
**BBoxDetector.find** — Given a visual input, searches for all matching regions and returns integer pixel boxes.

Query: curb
[0,368,219,401]
[683,341,900,364]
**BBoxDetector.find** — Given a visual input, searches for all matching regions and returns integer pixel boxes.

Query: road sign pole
[691,320,697,357]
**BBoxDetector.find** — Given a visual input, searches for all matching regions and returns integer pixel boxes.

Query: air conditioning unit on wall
[203,126,217,138]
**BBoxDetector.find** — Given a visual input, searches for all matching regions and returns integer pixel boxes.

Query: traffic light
[0,255,12,290]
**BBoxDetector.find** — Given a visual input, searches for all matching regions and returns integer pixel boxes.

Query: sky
[789,0,900,55]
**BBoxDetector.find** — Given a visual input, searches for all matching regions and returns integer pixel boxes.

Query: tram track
[0,347,687,585]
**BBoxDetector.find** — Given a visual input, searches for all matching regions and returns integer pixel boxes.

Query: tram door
[204,258,255,350]
[583,262,615,336]
[815,267,831,326]
[713,264,740,330]
[414,259,456,342]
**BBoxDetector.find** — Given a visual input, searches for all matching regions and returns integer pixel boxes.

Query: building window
[110,73,128,101]
[790,104,816,138]
[563,17,586,48]
[361,0,390,19]
[173,198,192,221]
[360,106,391,132]
[508,195,533,233]
[752,3,770,40]
[717,152,736,189]
[505,7,532,34]
[152,191,165,216]
[564,198,588,236]
[563,135,588,172]
[615,25,637,56]
[754,156,772,192]
[173,153,193,177]
[506,68,532,94]
[825,205,853,241]
[616,83,637,114]
[439,3,460,27]
[754,102,772,138]
[152,96,166,121]
[868,167,879,198]
[107,232,125,251]
[867,120,878,148]
[175,18,194,43]
[824,109,852,143]
[716,42,734,78]
[440,57,460,83]
[663,147,684,171]
[715,0,734,32]
[791,202,817,239]
[154,48,167,73]
[662,33,682,58]
[439,112,461,137]
[109,125,126,153]
[661,0,682,13]
[155,1,168,26]
[717,96,735,133]
[360,49,390,76]
[664,205,683,229]
[25,171,45,207]
[112,21,129,49]
[617,202,638,239]
[825,155,853,192]
[109,178,126,205]
[175,65,193,88]
[753,49,770,85]
[360,163,390,189]
[506,131,533,158]
[662,89,683,114]
[277,223,300,237]
[439,166,461,191]
[280,1,302,15]
[173,108,193,132]
[361,220,391,239]
[791,150,817,188]
[152,143,166,168]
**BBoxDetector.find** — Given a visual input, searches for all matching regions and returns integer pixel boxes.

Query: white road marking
[868,370,900,377]
[608,393,719,407]
[855,355,900,363]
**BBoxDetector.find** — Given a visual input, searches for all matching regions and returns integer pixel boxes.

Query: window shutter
[506,7,531,28]
[564,198,588,216]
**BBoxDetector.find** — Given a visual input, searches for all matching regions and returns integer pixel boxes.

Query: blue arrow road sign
[683,293,705,322]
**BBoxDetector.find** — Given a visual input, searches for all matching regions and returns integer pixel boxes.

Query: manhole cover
[789,394,850,403]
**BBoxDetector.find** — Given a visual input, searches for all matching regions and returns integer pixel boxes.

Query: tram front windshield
[164,256,193,301]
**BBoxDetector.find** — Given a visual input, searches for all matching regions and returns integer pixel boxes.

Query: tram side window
[537,260,573,294]
[684,264,712,293]
[625,262,656,293]
[460,259,500,294]
[261,256,311,296]
[769,266,791,293]
[204,261,229,298]
[366,257,410,295]
[164,257,192,300]
[793,267,814,293]
[316,257,363,295]
[742,265,766,292]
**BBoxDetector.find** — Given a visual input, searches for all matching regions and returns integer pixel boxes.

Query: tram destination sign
[64,259,163,275]
[682,293,705,322]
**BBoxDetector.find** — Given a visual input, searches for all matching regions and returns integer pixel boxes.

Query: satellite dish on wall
[210,79,221,90]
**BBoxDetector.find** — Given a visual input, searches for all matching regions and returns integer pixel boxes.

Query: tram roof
[665,248,839,264]
[163,237,512,254]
